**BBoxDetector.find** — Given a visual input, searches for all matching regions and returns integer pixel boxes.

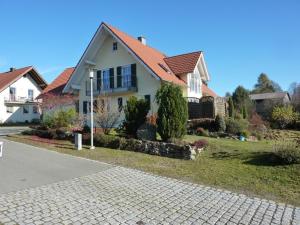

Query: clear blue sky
[0,0,299,96]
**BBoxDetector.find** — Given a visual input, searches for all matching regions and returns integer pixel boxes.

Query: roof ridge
[165,51,202,59]
[0,66,32,75]
[103,22,168,57]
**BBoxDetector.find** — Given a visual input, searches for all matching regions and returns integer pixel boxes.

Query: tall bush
[272,105,299,129]
[215,115,226,132]
[156,83,188,141]
[123,96,149,136]
[228,97,234,117]
[42,108,77,129]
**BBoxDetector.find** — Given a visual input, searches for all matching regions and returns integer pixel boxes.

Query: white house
[62,22,218,125]
[0,66,47,123]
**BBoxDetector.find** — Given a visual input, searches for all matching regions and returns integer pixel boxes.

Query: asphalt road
[0,126,30,136]
[0,138,113,194]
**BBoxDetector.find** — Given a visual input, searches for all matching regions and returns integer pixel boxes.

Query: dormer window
[113,42,118,51]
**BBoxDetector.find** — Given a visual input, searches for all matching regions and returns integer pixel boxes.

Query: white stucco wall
[78,35,161,126]
[0,74,42,123]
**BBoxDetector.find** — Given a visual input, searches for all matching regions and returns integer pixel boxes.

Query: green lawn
[6,134,300,206]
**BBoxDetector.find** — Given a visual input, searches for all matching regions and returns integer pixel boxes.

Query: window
[28,89,34,101]
[103,69,110,90]
[118,97,123,112]
[144,95,151,109]
[23,105,29,114]
[33,106,38,114]
[122,65,131,87]
[189,73,201,94]
[75,100,79,113]
[113,42,118,51]
[6,106,13,113]
[83,101,90,114]
[9,87,16,101]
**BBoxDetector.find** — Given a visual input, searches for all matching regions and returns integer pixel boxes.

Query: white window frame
[102,69,110,90]
[122,65,131,88]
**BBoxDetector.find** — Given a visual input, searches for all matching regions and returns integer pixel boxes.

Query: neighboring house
[38,67,76,114]
[250,92,291,117]
[0,66,47,123]
[63,22,219,126]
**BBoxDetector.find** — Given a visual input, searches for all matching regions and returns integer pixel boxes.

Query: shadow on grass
[211,150,286,167]
[211,151,241,159]
[244,152,282,166]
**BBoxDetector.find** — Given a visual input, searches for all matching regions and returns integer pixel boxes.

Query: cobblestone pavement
[0,167,299,225]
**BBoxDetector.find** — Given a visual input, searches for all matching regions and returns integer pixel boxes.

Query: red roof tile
[103,23,186,85]
[0,66,35,92]
[40,67,74,97]
[202,84,217,97]
[164,52,202,75]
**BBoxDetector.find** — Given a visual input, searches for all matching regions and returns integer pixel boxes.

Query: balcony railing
[86,75,137,96]
[4,95,35,104]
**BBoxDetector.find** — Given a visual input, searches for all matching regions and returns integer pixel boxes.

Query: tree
[156,83,188,141]
[232,86,251,110]
[123,96,149,136]
[228,97,235,118]
[215,115,226,132]
[289,82,300,112]
[95,95,121,135]
[272,105,299,129]
[252,73,282,94]
[242,104,248,119]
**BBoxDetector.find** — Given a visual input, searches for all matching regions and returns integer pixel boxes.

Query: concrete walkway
[0,138,299,225]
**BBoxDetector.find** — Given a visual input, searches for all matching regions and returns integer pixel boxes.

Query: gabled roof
[38,67,74,98]
[0,66,47,93]
[250,92,290,101]
[202,84,217,97]
[64,22,212,93]
[164,51,202,75]
[104,23,185,85]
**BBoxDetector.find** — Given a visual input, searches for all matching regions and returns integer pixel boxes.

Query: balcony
[86,75,137,96]
[4,95,37,104]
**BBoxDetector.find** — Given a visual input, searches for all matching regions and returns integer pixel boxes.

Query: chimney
[137,36,146,45]
[9,67,16,72]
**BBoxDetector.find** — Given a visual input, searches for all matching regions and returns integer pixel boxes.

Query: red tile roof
[0,66,47,93]
[39,67,74,98]
[164,51,202,75]
[104,23,186,85]
[202,84,217,97]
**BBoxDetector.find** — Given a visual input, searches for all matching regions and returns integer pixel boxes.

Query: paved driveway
[0,138,113,194]
[0,139,299,225]
[0,126,30,136]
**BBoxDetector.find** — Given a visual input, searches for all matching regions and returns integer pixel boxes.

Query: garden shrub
[192,139,209,149]
[196,127,209,137]
[214,115,226,132]
[272,141,300,164]
[94,134,120,148]
[272,105,299,129]
[123,96,149,137]
[225,118,249,135]
[156,83,188,142]
[42,108,77,129]
[82,124,91,134]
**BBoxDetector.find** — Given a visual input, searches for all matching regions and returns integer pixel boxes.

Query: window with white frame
[103,69,110,90]
[113,42,118,51]
[189,73,201,94]
[122,65,131,87]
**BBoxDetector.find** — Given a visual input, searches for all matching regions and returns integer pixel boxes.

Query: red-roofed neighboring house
[0,66,47,123]
[38,67,78,114]
[62,22,221,123]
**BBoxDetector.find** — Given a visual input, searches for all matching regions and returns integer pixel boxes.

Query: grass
[6,134,300,206]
